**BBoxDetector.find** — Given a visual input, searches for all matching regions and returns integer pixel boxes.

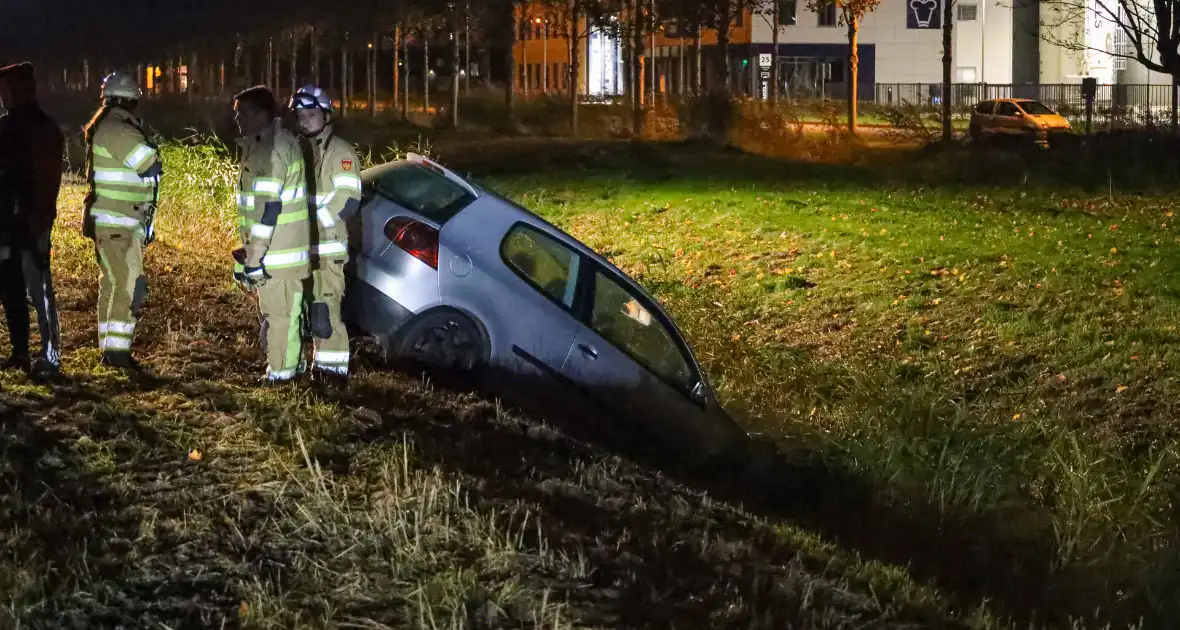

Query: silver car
[343,153,755,469]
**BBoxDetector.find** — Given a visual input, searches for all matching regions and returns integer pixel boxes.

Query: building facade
[514,0,1166,107]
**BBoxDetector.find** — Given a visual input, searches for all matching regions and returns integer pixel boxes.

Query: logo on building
[907,0,941,29]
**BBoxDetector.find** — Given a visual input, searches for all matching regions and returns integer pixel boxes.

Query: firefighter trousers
[258,274,306,382]
[95,227,145,354]
[0,232,61,366]
[309,257,350,375]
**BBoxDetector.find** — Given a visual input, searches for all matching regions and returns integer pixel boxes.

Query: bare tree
[806,0,881,134]
[941,0,954,143]
[1039,0,1180,129]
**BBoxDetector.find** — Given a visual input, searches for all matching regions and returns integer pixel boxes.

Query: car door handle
[577,343,598,359]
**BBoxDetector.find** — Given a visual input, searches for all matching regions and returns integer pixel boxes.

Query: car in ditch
[342,153,758,471]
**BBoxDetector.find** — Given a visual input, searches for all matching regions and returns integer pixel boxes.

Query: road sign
[759,53,772,68]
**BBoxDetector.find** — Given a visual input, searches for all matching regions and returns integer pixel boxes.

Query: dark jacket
[0,102,64,237]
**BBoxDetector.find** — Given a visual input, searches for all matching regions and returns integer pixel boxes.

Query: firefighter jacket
[83,106,160,236]
[303,124,361,263]
[235,118,309,277]
[0,102,65,238]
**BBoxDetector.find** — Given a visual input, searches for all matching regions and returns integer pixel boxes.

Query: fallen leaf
[1116,385,1128,393]
[188,449,202,461]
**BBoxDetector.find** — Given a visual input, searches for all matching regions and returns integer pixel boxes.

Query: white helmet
[290,84,333,112]
[101,72,140,100]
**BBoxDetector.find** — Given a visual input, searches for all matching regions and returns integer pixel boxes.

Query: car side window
[974,101,994,115]
[588,270,696,391]
[997,102,1020,117]
[500,224,581,309]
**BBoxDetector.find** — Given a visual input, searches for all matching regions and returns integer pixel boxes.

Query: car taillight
[385,217,439,269]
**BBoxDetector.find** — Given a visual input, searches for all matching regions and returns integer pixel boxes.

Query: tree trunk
[678,30,685,97]
[941,0,953,143]
[465,0,472,93]
[244,48,253,87]
[403,30,410,121]
[771,3,780,105]
[189,53,196,102]
[718,6,732,92]
[694,26,702,96]
[394,25,401,115]
[483,45,493,89]
[847,19,859,135]
[569,0,581,135]
[506,4,517,125]
[342,43,350,117]
[329,56,336,97]
[424,35,431,114]
[267,38,274,87]
[632,0,645,135]
[312,26,320,85]
[234,40,243,85]
[369,33,378,119]
[452,13,461,129]
[290,31,299,94]
[649,0,656,101]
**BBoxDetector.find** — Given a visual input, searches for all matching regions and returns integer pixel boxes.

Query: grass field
[0,135,1175,629]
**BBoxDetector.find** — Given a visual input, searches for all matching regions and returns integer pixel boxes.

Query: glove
[242,265,268,290]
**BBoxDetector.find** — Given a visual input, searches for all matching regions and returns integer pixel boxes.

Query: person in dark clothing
[0,62,64,377]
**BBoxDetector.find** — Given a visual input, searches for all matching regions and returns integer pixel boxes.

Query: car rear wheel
[389,310,485,374]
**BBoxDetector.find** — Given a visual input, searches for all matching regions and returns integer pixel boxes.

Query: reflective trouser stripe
[258,276,305,382]
[311,264,349,375]
[96,229,144,354]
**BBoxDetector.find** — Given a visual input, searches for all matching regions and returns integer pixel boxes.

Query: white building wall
[750,0,1013,84]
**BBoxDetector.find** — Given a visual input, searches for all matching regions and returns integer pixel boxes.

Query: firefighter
[232,85,311,384]
[0,62,64,378]
[288,84,360,385]
[81,71,162,370]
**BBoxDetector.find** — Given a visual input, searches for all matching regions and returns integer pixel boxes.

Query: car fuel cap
[449,253,473,278]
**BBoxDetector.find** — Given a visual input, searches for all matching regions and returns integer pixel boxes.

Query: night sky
[0,0,404,65]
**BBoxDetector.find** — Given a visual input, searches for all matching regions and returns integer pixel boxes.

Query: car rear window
[371,162,477,223]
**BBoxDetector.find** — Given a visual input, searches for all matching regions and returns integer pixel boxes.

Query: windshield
[371,162,477,222]
[1017,101,1056,116]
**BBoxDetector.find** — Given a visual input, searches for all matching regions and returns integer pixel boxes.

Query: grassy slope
[0,137,1168,629]
[0,148,1011,629]
[462,140,1180,628]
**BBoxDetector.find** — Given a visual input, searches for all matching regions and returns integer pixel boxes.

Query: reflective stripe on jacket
[236,118,309,275]
[84,107,159,234]
[306,125,361,260]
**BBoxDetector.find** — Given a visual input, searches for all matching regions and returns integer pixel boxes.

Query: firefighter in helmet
[82,71,162,370]
[232,85,311,385]
[289,84,360,385]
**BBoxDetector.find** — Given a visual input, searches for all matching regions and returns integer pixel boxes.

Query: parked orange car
[969,98,1072,147]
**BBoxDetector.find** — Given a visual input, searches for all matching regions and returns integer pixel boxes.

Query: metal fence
[873,82,1176,114]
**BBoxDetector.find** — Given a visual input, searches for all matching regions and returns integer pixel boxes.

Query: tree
[941,0,954,143]
[1038,0,1180,130]
[806,0,881,134]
